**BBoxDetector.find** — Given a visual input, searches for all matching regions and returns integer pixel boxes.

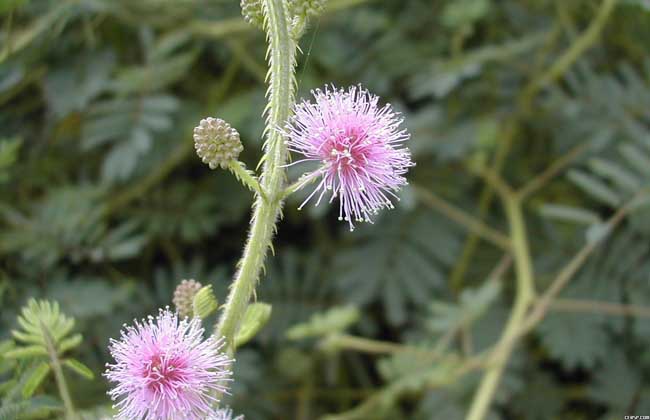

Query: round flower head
[209,407,244,420]
[104,308,232,420]
[194,117,243,170]
[286,85,414,231]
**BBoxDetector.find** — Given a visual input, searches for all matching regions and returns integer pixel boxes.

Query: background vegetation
[1,0,650,419]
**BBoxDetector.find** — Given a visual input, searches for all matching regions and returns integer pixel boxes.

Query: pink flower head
[104,308,232,420]
[286,85,414,231]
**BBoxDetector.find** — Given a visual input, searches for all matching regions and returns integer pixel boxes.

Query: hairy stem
[228,160,268,201]
[216,0,296,353]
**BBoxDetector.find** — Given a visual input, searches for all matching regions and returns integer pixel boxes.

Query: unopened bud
[241,0,264,30]
[193,117,243,170]
[289,0,327,18]
[173,279,202,318]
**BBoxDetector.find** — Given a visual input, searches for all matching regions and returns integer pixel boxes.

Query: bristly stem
[280,171,321,202]
[216,0,296,353]
[227,160,268,201]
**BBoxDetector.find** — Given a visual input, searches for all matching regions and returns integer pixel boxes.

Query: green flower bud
[241,0,264,30]
[289,0,327,18]
[193,117,243,170]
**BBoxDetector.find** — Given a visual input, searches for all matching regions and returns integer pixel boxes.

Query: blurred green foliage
[1,0,650,419]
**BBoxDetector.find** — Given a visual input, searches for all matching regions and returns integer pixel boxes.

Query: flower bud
[240,0,264,30]
[193,117,243,170]
[289,0,327,18]
[173,279,202,318]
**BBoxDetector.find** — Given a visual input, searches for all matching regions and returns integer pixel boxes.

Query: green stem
[465,194,534,420]
[280,171,321,201]
[450,0,618,293]
[412,184,511,251]
[216,0,296,353]
[228,160,268,201]
[522,0,619,104]
[324,334,422,355]
[42,325,76,420]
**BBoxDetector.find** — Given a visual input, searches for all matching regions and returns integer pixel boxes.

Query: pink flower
[286,85,414,230]
[104,308,231,420]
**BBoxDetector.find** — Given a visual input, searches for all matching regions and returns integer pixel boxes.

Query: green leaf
[57,334,82,354]
[287,305,359,340]
[335,211,460,326]
[11,299,81,360]
[0,137,21,184]
[428,281,501,334]
[441,0,490,28]
[0,0,28,14]
[22,362,51,398]
[538,312,609,370]
[568,169,621,207]
[538,204,601,225]
[235,303,272,347]
[192,285,218,319]
[588,157,641,193]
[588,350,640,415]
[3,345,47,359]
[63,359,95,380]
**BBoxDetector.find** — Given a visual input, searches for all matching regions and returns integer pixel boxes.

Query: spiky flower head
[104,308,232,420]
[209,407,244,420]
[240,0,264,30]
[289,0,327,17]
[173,279,202,318]
[285,85,414,231]
[194,117,243,170]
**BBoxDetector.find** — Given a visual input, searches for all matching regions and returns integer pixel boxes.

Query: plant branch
[323,334,415,355]
[450,0,618,291]
[413,184,511,251]
[42,324,76,420]
[522,0,619,105]
[228,160,268,201]
[519,192,644,335]
[465,194,535,420]
[549,298,650,318]
[518,143,589,199]
[280,171,321,202]
[467,164,514,201]
[216,0,296,353]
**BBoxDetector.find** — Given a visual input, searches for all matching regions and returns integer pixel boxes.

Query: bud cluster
[194,117,243,170]
[240,0,264,30]
[289,0,327,18]
[173,279,202,318]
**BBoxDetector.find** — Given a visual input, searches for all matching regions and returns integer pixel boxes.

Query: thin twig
[451,0,617,292]
[518,143,589,199]
[550,298,650,318]
[323,334,418,355]
[522,0,620,105]
[520,196,635,334]
[413,185,511,251]
[467,164,514,201]
[42,324,76,420]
